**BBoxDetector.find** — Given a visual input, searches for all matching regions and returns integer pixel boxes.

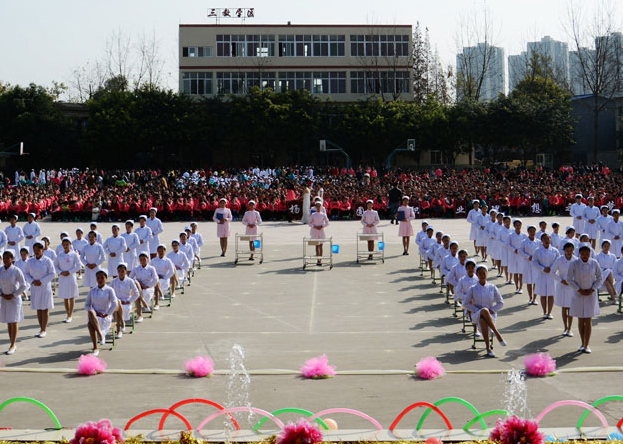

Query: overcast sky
[0,0,619,92]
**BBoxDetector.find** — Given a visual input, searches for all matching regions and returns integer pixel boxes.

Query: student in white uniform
[606,209,623,259]
[467,200,481,256]
[135,215,153,257]
[184,227,200,267]
[104,224,127,279]
[490,213,505,276]
[532,233,560,319]
[5,215,24,258]
[72,228,88,280]
[146,208,164,259]
[152,245,175,300]
[81,231,106,288]
[110,263,139,339]
[55,232,71,257]
[24,242,56,338]
[485,210,498,267]
[583,196,601,249]
[130,252,159,316]
[415,221,429,267]
[475,204,489,261]
[435,235,452,281]
[578,234,595,257]
[213,199,233,257]
[429,231,444,281]
[179,232,195,271]
[167,240,190,296]
[441,242,459,295]
[242,201,263,261]
[396,196,415,256]
[594,239,618,304]
[566,245,602,353]
[15,247,30,301]
[85,270,119,356]
[421,227,436,278]
[535,220,548,241]
[597,206,612,245]
[559,226,580,254]
[613,247,623,294]
[519,225,540,305]
[0,250,28,354]
[0,224,7,254]
[54,238,81,323]
[455,258,477,307]
[463,265,507,357]
[309,201,330,265]
[23,213,41,253]
[497,215,512,281]
[189,222,204,264]
[550,223,562,250]
[41,237,57,264]
[506,219,526,293]
[447,249,468,292]
[570,194,586,237]
[552,241,576,337]
[89,223,103,246]
[121,220,140,272]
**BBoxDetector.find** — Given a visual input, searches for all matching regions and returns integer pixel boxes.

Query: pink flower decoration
[184,355,214,378]
[524,353,556,377]
[415,356,445,380]
[77,354,107,376]
[70,419,124,444]
[300,355,336,379]
[490,416,544,444]
[277,419,323,444]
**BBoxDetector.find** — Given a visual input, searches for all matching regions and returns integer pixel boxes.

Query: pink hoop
[196,407,285,431]
[308,408,383,430]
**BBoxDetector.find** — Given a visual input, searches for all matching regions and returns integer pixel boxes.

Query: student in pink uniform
[361,199,380,259]
[396,196,415,255]
[213,198,233,257]
[309,201,330,266]
[241,200,262,261]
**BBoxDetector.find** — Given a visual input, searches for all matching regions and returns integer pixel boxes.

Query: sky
[0,0,619,94]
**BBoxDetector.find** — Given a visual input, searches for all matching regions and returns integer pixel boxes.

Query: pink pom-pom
[70,419,124,444]
[277,419,323,444]
[415,356,445,380]
[300,355,336,379]
[524,352,556,377]
[490,416,544,444]
[77,354,107,376]
[184,355,214,378]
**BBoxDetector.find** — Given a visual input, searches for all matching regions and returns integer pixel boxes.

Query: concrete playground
[0,217,622,433]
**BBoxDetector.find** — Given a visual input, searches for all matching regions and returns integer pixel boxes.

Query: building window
[350,34,409,57]
[431,150,442,164]
[350,35,365,57]
[278,35,295,57]
[395,71,410,93]
[312,35,329,57]
[295,35,312,57]
[216,72,244,94]
[245,35,259,57]
[396,35,409,56]
[295,71,312,90]
[231,34,245,57]
[278,72,296,91]
[245,72,276,91]
[329,35,345,56]
[351,71,365,93]
[182,72,213,95]
[258,35,275,57]
[364,35,380,56]
[216,35,231,57]
[182,46,213,58]
[351,71,410,94]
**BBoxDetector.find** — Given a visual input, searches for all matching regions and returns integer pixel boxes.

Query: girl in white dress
[110,263,139,339]
[54,238,81,323]
[455,258,477,305]
[130,253,159,316]
[25,242,56,338]
[241,201,262,261]
[550,223,562,250]
[15,247,30,301]
[121,220,140,272]
[72,228,88,280]
[0,251,28,354]
[506,219,525,293]
[421,227,436,278]
[396,197,415,255]
[81,232,106,288]
[104,225,127,279]
[552,241,576,336]
[415,221,429,267]
[309,201,330,265]
[519,225,539,304]
[532,233,560,319]
[475,204,489,261]
[566,245,602,353]
[447,249,468,292]
[85,270,119,356]
[5,215,24,258]
[606,209,623,258]
[189,222,204,264]
[497,215,512,282]
[594,239,618,304]
[463,265,507,357]
[213,199,233,257]
[467,200,481,256]
[361,200,380,259]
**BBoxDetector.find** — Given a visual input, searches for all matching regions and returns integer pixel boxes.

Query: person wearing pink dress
[361,200,380,259]
[396,196,415,255]
[213,198,233,257]
[242,200,262,261]
[309,201,330,265]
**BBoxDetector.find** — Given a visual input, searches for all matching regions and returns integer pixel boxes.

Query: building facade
[508,51,527,91]
[456,43,506,101]
[179,24,413,102]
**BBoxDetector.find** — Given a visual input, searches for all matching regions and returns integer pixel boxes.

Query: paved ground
[0,217,622,432]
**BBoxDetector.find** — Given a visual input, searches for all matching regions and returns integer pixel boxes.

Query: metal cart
[234,233,264,264]
[356,232,385,263]
[303,237,333,270]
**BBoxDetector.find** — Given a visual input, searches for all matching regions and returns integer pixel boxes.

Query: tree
[567,0,622,162]
[412,23,451,105]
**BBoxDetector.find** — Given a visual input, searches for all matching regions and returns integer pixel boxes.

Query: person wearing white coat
[455,258,477,306]
[606,210,623,259]
[475,205,490,260]
[167,241,191,297]
[566,245,602,353]
[152,245,176,300]
[89,223,103,246]
[518,225,540,303]
[135,216,153,257]
[121,220,140,272]
[0,251,28,354]
[467,200,481,255]
[146,208,164,259]
[505,219,526,292]
[54,238,81,323]
[130,252,159,317]
[612,250,623,294]
[242,201,263,261]
[550,223,563,250]
[22,213,41,253]
[596,206,613,245]
[110,263,139,338]
[415,221,429,265]
[421,227,436,278]
[15,247,30,300]
[184,227,200,266]
[582,197,601,248]
[81,232,106,288]
[85,270,119,356]
[552,241,577,337]
[0,226,7,255]
[570,194,586,237]
[594,239,618,304]
[72,228,88,280]
[24,242,56,338]
[447,249,468,289]
[532,233,560,319]
[441,242,459,296]
[463,265,507,357]
[4,215,24,258]
[189,222,204,263]
[497,216,513,281]
[104,225,127,279]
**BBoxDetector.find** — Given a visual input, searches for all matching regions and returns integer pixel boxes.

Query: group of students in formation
[0,208,210,356]
[393,194,620,357]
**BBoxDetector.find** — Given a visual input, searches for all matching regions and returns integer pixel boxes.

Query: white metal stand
[303,237,333,270]
[356,232,385,263]
[235,233,264,264]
